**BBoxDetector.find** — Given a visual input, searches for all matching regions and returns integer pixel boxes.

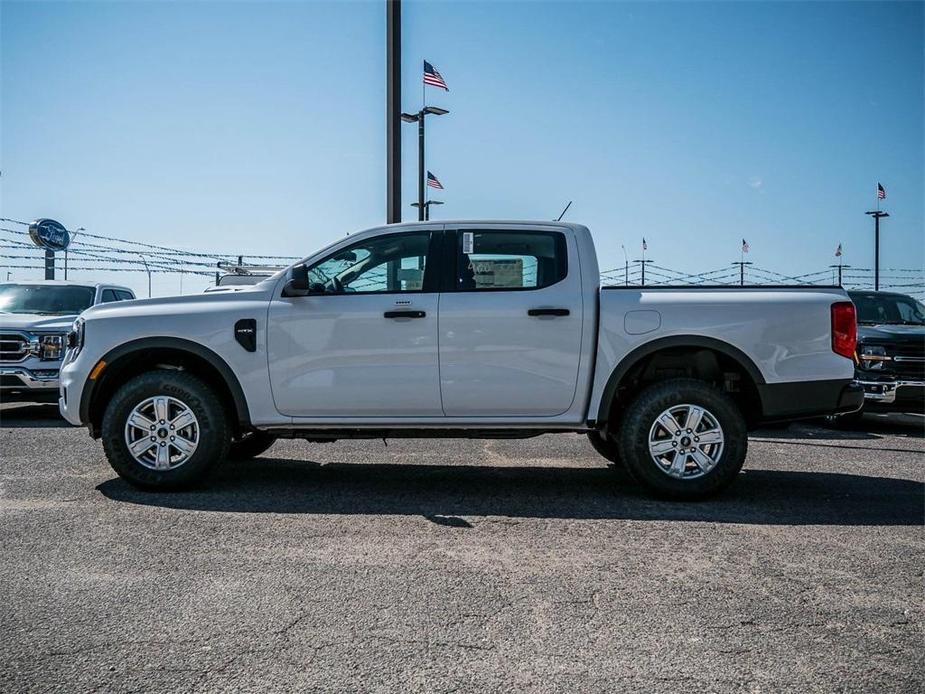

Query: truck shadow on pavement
[97,459,924,527]
[0,403,69,428]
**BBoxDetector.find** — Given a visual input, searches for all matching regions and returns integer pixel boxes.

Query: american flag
[742,238,750,253]
[835,243,842,258]
[642,238,647,251]
[427,171,444,190]
[423,61,449,91]
[877,182,886,200]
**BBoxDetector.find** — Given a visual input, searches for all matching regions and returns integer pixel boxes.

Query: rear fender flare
[596,335,766,424]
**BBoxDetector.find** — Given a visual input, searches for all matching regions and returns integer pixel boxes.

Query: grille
[890,342,925,380]
[0,374,25,387]
[0,333,29,363]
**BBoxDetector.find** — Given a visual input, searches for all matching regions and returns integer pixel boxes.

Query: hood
[857,323,925,344]
[80,282,275,321]
[0,312,76,332]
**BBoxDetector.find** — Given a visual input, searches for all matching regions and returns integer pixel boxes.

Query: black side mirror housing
[282,264,311,297]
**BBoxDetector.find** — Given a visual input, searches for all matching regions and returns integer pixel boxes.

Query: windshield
[0,284,96,315]
[850,292,925,326]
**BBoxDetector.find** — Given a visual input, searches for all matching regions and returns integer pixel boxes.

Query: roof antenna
[556,201,572,222]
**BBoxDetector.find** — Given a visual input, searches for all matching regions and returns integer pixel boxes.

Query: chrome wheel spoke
[153,397,169,423]
[657,412,681,436]
[685,406,704,433]
[171,434,196,456]
[170,411,196,431]
[154,443,171,470]
[668,452,687,477]
[650,439,676,456]
[129,437,156,458]
[127,411,155,432]
[697,429,723,445]
[690,448,716,473]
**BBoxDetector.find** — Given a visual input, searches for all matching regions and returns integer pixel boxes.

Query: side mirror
[282,264,310,297]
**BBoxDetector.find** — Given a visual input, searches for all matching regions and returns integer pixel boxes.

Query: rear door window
[454,230,567,291]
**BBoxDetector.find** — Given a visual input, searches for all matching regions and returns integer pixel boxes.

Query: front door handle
[528,308,570,317]
[384,310,426,319]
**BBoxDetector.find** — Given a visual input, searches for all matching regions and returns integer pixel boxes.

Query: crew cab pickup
[58,222,862,499]
[1,281,135,402]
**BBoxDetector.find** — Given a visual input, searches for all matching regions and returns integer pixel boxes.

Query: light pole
[621,244,628,286]
[401,106,449,220]
[64,227,84,280]
[732,261,753,286]
[829,262,850,286]
[386,0,401,223]
[138,254,152,297]
[634,259,654,286]
[411,200,443,221]
[865,210,889,290]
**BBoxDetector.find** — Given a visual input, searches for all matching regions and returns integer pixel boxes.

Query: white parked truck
[1,281,135,402]
[58,222,862,499]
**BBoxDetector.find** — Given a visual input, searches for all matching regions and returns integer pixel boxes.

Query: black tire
[101,371,230,490]
[586,431,636,481]
[228,431,276,460]
[616,378,747,500]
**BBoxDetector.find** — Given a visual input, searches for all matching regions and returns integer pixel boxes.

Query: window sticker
[462,232,474,255]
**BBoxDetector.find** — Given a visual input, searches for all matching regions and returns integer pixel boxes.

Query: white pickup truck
[59,222,862,499]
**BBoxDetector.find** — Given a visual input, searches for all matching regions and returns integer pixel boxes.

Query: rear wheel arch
[82,337,251,437]
[596,335,766,429]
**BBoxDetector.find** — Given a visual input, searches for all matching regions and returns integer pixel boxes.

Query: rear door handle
[528,308,570,317]
[384,310,426,319]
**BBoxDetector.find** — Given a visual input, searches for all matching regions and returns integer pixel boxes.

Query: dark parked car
[839,290,925,423]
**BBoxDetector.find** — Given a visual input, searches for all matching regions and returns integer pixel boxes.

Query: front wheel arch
[82,338,251,437]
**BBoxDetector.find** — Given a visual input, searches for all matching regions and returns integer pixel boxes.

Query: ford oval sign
[28,219,71,251]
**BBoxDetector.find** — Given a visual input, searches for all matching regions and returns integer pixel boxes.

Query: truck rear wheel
[616,378,747,500]
[101,371,230,490]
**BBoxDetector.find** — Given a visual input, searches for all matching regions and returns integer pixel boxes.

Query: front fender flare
[79,336,251,429]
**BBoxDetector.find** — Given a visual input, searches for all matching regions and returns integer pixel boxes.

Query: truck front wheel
[101,371,230,489]
[616,378,747,500]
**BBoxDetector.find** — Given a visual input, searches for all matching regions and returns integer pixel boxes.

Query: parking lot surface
[1,403,922,693]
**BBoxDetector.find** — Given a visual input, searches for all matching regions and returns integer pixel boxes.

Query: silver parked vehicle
[0,281,135,403]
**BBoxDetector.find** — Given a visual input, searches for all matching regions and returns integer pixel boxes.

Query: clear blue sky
[2,0,923,296]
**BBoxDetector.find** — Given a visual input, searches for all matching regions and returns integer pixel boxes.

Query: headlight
[859,344,890,370]
[66,318,85,357]
[30,333,67,361]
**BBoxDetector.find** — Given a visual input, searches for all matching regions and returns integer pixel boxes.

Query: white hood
[0,313,76,332]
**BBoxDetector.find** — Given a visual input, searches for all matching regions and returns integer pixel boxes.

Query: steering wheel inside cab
[282,264,352,297]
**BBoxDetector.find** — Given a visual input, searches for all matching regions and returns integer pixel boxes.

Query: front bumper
[857,379,925,407]
[0,366,60,401]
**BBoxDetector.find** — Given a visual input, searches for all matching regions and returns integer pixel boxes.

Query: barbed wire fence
[2,217,923,297]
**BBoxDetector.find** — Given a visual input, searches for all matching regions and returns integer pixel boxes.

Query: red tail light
[831,301,857,359]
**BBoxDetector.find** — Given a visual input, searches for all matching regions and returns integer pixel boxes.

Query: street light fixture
[401,106,449,220]
[411,200,444,221]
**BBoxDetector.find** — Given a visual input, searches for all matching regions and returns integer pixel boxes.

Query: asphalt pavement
[1,403,922,693]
